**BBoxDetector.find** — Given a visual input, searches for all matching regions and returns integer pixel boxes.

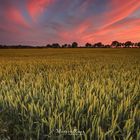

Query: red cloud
[77,0,140,44]
[58,0,140,45]
[27,0,54,20]
[98,26,140,44]
[1,0,140,45]
[8,8,29,28]
[102,0,140,28]
[84,18,140,44]
[58,18,93,44]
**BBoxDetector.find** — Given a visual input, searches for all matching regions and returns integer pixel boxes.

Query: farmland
[0,48,140,140]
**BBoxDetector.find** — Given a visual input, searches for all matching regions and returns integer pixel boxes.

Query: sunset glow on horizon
[0,0,140,45]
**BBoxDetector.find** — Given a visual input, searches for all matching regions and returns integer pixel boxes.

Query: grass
[0,48,140,140]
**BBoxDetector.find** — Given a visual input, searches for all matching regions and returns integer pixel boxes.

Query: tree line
[0,41,140,49]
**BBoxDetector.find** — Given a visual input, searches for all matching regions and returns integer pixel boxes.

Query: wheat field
[0,49,140,140]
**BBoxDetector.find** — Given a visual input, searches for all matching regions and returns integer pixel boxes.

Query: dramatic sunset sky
[0,0,140,45]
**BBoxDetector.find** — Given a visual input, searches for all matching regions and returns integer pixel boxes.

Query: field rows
[0,49,140,140]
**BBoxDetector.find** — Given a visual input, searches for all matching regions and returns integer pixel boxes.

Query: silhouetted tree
[71,42,78,48]
[137,42,140,48]
[111,41,121,48]
[85,43,92,48]
[134,43,138,47]
[131,42,135,47]
[125,41,132,48]
[94,42,103,48]
[67,44,71,48]
[52,43,60,48]
[62,44,67,48]
[0,41,140,49]
[121,42,125,48]
[46,44,52,48]
[104,45,111,48]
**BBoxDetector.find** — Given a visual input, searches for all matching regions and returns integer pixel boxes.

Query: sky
[0,0,140,45]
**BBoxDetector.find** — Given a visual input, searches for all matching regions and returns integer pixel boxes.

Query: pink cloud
[7,8,29,28]
[1,0,140,45]
[76,0,140,44]
[84,18,140,44]
[27,0,54,20]
[102,0,140,28]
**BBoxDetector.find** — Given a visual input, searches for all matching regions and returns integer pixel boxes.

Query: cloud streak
[0,0,140,45]
[27,0,54,20]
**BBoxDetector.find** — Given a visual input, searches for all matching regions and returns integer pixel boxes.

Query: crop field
[0,48,140,140]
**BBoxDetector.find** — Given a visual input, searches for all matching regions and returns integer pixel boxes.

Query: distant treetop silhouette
[0,41,140,49]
